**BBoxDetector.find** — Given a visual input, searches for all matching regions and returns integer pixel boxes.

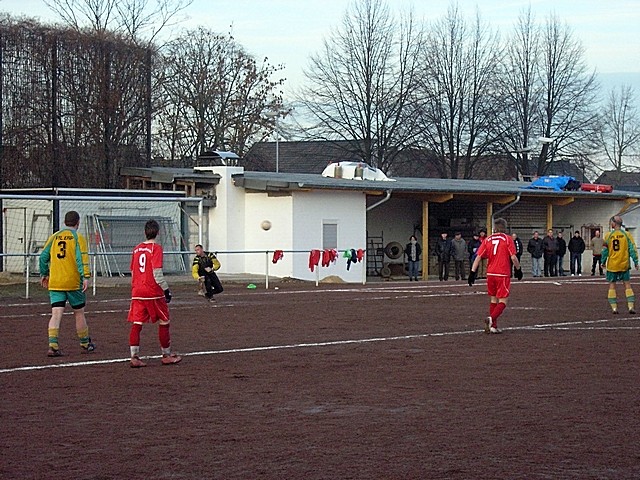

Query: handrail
[0,248,368,298]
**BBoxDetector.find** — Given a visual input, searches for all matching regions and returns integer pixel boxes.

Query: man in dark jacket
[511,232,523,277]
[468,233,482,267]
[556,231,567,276]
[527,231,544,277]
[405,235,422,281]
[568,230,586,276]
[477,228,488,278]
[542,229,558,277]
[435,232,454,281]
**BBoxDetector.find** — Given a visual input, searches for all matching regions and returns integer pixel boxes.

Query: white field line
[1,316,637,375]
[0,290,485,320]
[1,275,616,309]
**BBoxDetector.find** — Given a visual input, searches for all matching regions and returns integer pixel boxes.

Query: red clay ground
[1,275,640,479]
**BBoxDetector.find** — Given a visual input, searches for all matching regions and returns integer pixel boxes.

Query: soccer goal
[0,190,204,277]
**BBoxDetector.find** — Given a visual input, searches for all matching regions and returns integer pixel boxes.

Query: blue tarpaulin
[524,176,577,191]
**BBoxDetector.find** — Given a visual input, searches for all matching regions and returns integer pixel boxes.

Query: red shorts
[127,298,170,323]
[486,275,511,299]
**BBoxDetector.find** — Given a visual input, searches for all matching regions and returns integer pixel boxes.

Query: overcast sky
[2,0,639,97]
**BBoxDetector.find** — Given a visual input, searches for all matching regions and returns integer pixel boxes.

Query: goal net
[1,193,201,276]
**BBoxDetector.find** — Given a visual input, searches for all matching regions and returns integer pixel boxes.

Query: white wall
[242,191,294,277]
[292,190,367,282]
[206,170,366,282]
[205,166,246,272]
[554,199,626,234]
[555,199,630,273]
[366,197,422,260]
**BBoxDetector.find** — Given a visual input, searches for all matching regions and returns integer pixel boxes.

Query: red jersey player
[468,217,522,334]
[128,219,182,367]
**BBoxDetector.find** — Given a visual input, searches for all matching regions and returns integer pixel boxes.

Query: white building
[4,166,640,282]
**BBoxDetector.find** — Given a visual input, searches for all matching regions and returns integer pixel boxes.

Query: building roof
[595,170,640,190]
[117,164,640,204]
[244,140,592,182]
[120,166,222,185]
[233,170,640,203]
[243,140,363,174]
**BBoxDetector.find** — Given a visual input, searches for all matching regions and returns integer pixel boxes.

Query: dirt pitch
[1,275,640,480]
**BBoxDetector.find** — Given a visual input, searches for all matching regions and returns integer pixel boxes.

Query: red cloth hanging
[272,250,284,264]
[309,249,321,272]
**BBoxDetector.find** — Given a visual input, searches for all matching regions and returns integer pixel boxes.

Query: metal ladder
[366,232,384,276]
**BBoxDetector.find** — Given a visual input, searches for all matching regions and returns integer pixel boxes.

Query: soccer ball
[261,220,272,231]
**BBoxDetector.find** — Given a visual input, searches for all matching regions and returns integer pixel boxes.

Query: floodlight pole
[275,122,280,173]
[265,110,281,173]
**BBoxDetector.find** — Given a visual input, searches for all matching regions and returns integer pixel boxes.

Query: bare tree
[155,28,285,162]
[0,18,153,188]
[496,7,543,177]
[536,15,600,174]
[298,0,423,173]
[415,5,502,178]
[600,85,640,178]
[499,11,600,177]
[43,0,192,44]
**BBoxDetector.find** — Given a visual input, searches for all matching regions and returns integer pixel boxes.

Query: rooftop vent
[321,162,394,181]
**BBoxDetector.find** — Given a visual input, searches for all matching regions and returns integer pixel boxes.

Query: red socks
[129,323,143,346]
[489,302,506,327]
[130,322,170,349]
[159,323,171,349]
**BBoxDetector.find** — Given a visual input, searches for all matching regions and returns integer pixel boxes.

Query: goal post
[0,192,204,277]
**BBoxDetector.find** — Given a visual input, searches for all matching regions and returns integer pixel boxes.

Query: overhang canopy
[231,171,640,203]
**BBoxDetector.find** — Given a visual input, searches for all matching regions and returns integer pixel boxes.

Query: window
[323,222,338,250]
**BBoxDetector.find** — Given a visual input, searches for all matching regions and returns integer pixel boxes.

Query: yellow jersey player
[39,210,95,356]
[601,215,639,314]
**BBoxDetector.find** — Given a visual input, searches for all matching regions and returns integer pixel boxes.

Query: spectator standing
[568,231,586,276]
[601,216,639,314]
[542,229,558,277]
[468,233,482,276]
[435,232,454,281]
[511,232,523,277]
[478,229,488,278]
[591,229,604,276]
[451,232,467,281]
[556,231,567,276]
[527,231,544,277]
[405,235,422,281]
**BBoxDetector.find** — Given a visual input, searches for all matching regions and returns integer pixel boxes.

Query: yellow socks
[626,287,635,312]
[77,327,90,348]
[608,286,618,312]
[48,328,60,349]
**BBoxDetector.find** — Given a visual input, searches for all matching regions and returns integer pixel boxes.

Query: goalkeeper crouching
[192,245,224,302]
[468,218,523,334]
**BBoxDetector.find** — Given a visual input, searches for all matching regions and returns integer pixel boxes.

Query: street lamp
[511,137,557,181]
[264,110,281,173]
